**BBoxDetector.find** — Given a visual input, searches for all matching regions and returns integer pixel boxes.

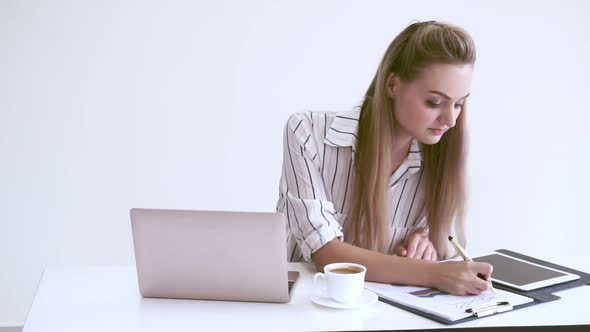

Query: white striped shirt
[276,108,428,262]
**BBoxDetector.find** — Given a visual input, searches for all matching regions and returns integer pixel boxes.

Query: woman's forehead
[412,63,473,99]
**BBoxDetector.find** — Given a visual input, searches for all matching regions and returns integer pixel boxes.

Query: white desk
[23,256,590,332]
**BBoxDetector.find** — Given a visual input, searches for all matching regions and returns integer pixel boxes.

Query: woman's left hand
[393,230,438,261]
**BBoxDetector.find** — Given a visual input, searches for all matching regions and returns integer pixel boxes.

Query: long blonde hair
[346,21,475,259]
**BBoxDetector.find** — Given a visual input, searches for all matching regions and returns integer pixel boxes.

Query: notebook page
[365,282,534,321]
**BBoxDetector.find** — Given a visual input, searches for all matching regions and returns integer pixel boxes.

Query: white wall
[1,0,588,326]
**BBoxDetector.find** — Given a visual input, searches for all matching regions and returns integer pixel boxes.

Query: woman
[276,21,492,295]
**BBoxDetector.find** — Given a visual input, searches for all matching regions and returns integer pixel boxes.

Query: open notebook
[365,282,534,322]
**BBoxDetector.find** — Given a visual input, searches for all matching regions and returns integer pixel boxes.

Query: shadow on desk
[325,325,590,332]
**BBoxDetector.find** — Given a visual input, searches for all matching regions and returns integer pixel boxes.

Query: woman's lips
[429,128,447,135]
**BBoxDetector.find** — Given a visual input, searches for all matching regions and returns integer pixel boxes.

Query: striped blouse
[276,108,428,262]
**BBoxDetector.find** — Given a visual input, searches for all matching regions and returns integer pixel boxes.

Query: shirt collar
[405,138,423,172]
[407,139,423,162]
[324,108,361,153]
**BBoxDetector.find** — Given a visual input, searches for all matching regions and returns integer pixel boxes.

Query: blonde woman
[276,21,493,295]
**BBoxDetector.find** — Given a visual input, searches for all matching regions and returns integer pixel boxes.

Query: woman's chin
[417,135,443,145]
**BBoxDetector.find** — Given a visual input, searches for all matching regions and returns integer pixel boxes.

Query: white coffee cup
[313,262,367,304]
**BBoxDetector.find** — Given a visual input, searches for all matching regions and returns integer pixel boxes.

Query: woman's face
[387,63,473,145]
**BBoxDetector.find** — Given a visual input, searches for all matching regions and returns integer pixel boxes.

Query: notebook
[365,282,533,322]
[130,208,299,303]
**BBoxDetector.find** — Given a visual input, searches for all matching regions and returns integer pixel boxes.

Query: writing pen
[448,236,497,294]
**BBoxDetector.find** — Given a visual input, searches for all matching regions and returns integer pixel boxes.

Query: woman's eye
[426,100,442,108]
[455,104,464,109]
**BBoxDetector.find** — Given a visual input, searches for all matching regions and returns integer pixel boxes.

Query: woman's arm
[312,239,435,285]
[312,239,493,296]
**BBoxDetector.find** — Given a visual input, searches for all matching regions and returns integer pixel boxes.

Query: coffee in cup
[328,266,365,274]
[313,262,367,304]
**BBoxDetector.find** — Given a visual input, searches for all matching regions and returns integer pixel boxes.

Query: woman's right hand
[431,261,494,296]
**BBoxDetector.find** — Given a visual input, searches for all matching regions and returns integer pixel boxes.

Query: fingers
[467,263,493,294]
[423,245,434,261]
[466,286,487,295]
[461,272,490,295]
[436,261,492,295]
[414,240,429,259]
[423,243,437,261]
[393,244,407,257]
[402,233,437,260]
[471,281,490,295]
[473,262,494,279]
[474,277,491,292]
[405,234,422,258]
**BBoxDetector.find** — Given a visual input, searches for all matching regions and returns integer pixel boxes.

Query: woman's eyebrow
[428,90,470,101]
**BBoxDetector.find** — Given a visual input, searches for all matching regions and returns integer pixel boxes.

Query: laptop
[130,208,299,303]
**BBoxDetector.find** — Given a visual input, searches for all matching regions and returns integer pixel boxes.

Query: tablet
[473,252,580,291]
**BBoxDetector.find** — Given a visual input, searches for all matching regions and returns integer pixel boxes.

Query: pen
[465,301,512,317]
[448,236,497,294]
[465,301,510,313]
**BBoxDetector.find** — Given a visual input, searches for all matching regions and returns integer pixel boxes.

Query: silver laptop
[130,208,299,303]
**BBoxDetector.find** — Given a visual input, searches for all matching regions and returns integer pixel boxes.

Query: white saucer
[311,288,378,309]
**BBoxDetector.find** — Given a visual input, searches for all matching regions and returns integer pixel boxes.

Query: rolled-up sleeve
[276,113,343,261]
[411,211,429,233]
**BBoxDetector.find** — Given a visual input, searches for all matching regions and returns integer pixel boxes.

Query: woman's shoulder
[285,110,332,128]
[282,108,361,161]
[284,108,361,134]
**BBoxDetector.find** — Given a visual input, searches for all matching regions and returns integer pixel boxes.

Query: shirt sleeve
[276,112,343,261]
[411,214,429,234]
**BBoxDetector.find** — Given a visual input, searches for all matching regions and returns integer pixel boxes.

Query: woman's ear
[386,72,399,98]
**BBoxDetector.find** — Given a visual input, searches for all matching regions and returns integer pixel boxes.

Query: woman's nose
[439,106,456,128]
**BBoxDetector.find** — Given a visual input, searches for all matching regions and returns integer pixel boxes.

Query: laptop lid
[130,208,290,303]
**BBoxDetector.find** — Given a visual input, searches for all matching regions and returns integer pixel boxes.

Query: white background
[1,0,588,327]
